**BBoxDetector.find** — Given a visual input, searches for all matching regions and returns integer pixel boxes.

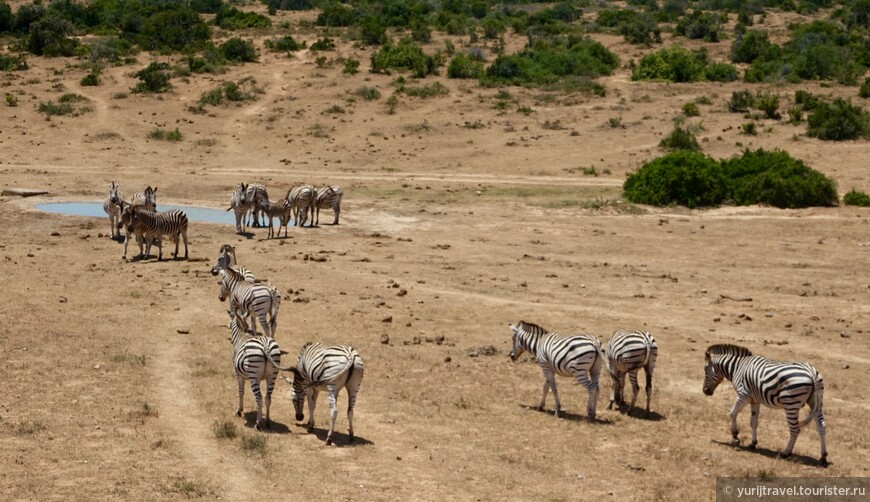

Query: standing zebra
[130,186,157,210]
[282,343,364,446]
[606,330,658,417]
[508,321,604,420]
[245,183,269,228]
[313,185,343,226]
[217,266,280,339]
[227,317,283,430]
[227,183,251,234]
[703,344,827,466]
[286,184,315,227]
[102,181,125,239]
[210,244,256,283]
[257,197,293,238]
[118,205,189,260]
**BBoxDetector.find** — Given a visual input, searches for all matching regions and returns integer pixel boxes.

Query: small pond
[36,202,245,225]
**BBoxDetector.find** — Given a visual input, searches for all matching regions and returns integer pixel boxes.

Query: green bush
[265,0,313,11]
[730,30,780,64]
[0,1,10,33]
[447,53,484,79]
[623,151,727,208]
[807,98,870,140]
[80,70,100,86]
[632,46,734,83]
[343,58,360,75]
[741,122,757,135]
[215,6,271,30]
[37,100,74,116]
[265,36,305,52]
[316,2,356,26]
[704,63,739,82]
[131,63,171,94]
[720,149,838,208]
[860,78,870,99]
[728,90,754,112]
[137,7,211,52]
[659,125,700,151]
[198,80,255,106]
[755,93,780,119]
[843,189,870,206]
[5,93,17,107]
[682,102,700,116]
[148,128,182,141]
[675,10,723,42]
[220,38,257,63]
[0,52,27,71]
[309,37,336,52]
[27,15,78,57]
[354,86,381,101]
[371,38,435,78]
[359,16,387,45]
[618,13,662,46]
[396,81,448,98]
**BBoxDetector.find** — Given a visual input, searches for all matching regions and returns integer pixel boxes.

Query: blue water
[36,202,239,225]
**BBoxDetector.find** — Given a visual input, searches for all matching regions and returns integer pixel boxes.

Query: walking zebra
[313,185,343,226]
[282,342,364,445]
[245,183,269,228]
[217,266,280,338]
[508,321,604,419]
[606,330,658,417]
[703,344,827,466]
[227,183,251,233]
[130,186,157,210]
[257,197,293,238]
[286,184,315,227]
[210,244,256,283]
[227,317,283,430]
[102,181,125,239]
[118,205,188,260]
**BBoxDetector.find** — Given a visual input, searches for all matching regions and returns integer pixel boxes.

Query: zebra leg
[251,377,264,430]
[607,372,621,410]
[333,206,339,225]
[264,370,276,429]
[781,407,802,458]
[181,229,189,259]
[644,362,655,417]
[817,408,828,466]
[536,367,553,413]
[346,370,363,444]
[575,370,600,420]
[306,389,318,432]
[728,394,751,445]
[325,384,339,446]
[235,371,245,417]
[628,369,641,415]
[749,402,760,449]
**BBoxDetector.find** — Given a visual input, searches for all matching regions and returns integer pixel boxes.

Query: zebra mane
[516,321,547,337]
[706,344,752,358]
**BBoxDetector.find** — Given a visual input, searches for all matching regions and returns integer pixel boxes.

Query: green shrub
[215,6,271,30]
[659,125,700,151]
[131,63,171,94]
[755,93,780,119]
[359,16,387,45]
[396,81,448,98]
[198,80,256,106]
[860,78,870,99]
[27,15,78,57]
[682,102,700,116]
[843,189,870,206]
[5,93,18,106]
[220,38,257,63]
[265,36,305,52]
[265,0,313,11]
[720,149,838,208]
[631,46,729,83]
[309,37,336,52]
[80,70,100,86]
[741,122,757,135]
[354,86,381,101]
[148,128,183,141]
[704,63,739,82]
[730,30,780,64]
[618,14,662,46]
[37,100,74,116]
[675,10,723,42]
[343,58,360,75]
[806,98,870,140]
[138,7,211,52]
[623,151,727,208]
[787,106,803,123]
[316,2,355,26]
[728,90,754,112]
[447,53,484,79]
[371,38,435,78]
[0,53,27,71]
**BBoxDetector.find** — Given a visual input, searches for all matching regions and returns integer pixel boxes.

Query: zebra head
[217,269,230,302]
[703,344,752,396]
[108,182,120,205]
[283,368,306,421]
[117,203,134,231]
[211,245,232,276]
[509,321,546,361]
[144,186,157,208]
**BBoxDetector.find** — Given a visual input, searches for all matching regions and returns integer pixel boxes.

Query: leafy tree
[137,7,210,52]
[27,15,78,56]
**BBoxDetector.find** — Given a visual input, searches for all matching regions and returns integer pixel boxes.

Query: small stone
[840,332,851,338]
[94,364,101,370]
[444,356,451,363]
[843,364,850,369]
[380,334,390,345]
[397,289,408,297]
[51,232,60,237]
[412,336,421,345]
[382,316,393,323]
[176,329,190,334]
[59,296,67,303]
[576,474,585,480]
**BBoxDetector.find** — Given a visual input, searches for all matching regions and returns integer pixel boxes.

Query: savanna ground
[1,6,869,501]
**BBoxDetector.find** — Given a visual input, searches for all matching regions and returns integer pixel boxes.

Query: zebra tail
[264,349,295,371]
[797,371,824,429]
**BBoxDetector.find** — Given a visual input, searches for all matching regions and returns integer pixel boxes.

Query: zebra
[210,244,256,283]
[217,266,280,339]
[257,197,293,238]
[703,344,827,466]
[282,342,364,446]
[313,185,343,226]
[227,183,251,234]
[245,183,269,228]
[102,181,126,239]
[286,184,315,227]
[130,186,157,210]
[118,205,188,260]
[605,330,658,417]
[227,317,284,430]
[509,321,604,420]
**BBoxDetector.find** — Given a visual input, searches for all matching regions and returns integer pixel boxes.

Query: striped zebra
[245,183,269,228]
[217,266,280,339]
[606,330,658,417]
[118,205,188,260]
[210,244,256,283]
[228,317,283,430]
[313,185,343,226]
[703,344,827,466]
[509,321,604,420]
[282,342,364,445]
[227,183,251,233]
[257,197,293,239]
[286,184,315,227]
[102,181,125,239]
[130,186,157,210]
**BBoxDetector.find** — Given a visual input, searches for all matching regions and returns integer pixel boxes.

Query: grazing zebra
[509,321,604,419]
[130,186,157,210]
[227,183,251,233]
[118,205,189,260]
[703,344,827,466]
[606,330,658,417]
[286,184,315,227]
[245,183,269,228]
[102,181,125,239]
[313,185,343,226]
[257,198,293,238]
[217,266,280,338]
[228,317,283,430]
[282,343,364,446]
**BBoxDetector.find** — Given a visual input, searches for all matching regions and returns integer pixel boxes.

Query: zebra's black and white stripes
[211,244,256,283]
[130,186,157,211]
[287,184,315,227]
[217,266,280,338]
[313,185,343,226]
[606,330,658,417]
[245,183,269,228]
[282,342,364,445]
[228,183,251,233]
[703,344,828,466]
[102,181,125,239]
[228,317,284,430]
[118,205,189,260]
[257,197,293,238]
[509,321,604,420]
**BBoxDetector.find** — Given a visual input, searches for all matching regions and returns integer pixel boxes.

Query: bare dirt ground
[1,9,869,501]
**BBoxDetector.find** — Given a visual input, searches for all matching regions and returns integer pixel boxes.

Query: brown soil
[1,10,868,501]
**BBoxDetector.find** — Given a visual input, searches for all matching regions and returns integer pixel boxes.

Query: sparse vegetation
[212,420,238,438]
[843,189,870,206]
[131,63,171,94]
[806,98,870,141]
[631,46,738,83]
[354,86,381,101]
[659,125,700,151]
[148,128,182,141]
[240,434,266,455]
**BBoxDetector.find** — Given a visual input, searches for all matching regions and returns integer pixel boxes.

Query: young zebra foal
[283,343,364,446]
[257,198,292,238]
[509,321,605,420]
[228,318,283,430]
[703,344,828,466]
[119,205,188,260]
[606,330,658,417]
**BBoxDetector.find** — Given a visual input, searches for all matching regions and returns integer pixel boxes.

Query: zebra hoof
[235,410,242,417]
[749,441,757,450]
[730,438,741,446]
[820,456,828,468]
[349,435,355,444]
[778,452,792,460]
[325,438,333,446]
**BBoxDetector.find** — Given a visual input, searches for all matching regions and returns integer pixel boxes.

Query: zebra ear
[509,324,518,333]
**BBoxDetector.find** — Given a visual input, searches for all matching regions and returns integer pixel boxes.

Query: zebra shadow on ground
[235,231,256,240]
[520,405,615,425]
[300,426,374,446]
[241,411,291,434]
[613,408,666,422]
[711,439,827,468]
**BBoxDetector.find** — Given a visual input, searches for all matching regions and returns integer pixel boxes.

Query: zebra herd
[102,183,189,260]
[508,321,828,467]
[210,244,363,445]
[228,182,343,236]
